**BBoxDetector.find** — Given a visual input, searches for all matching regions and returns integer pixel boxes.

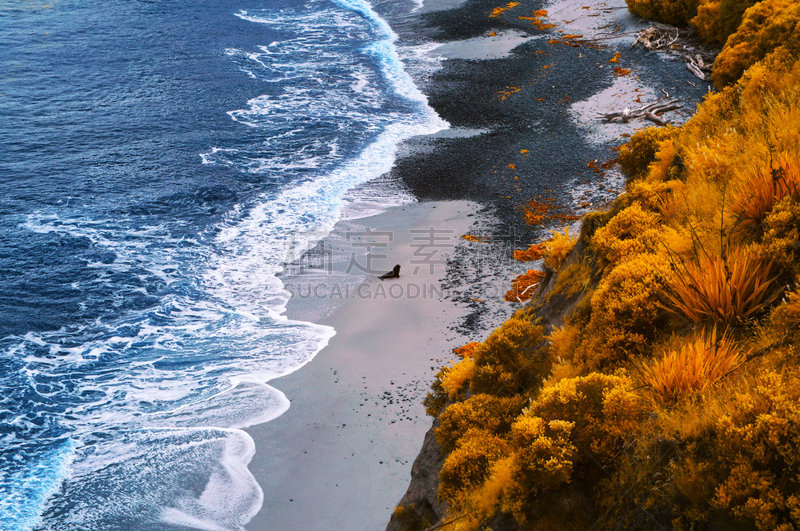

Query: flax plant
[641,328,742,403]
[665,244,779,325]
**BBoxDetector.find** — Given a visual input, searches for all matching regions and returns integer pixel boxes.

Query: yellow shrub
[590,203,663,266]
[626,179,685,214]
[446,457,515,531]
[426,317,551,416]
[714,371,800,530]
[691,0,759,45]
[441,357,476,400]
[649,50,800,236]
[391,504,431,531]
[711,0,800,87]
[424,367,450,417]
[692,0,723,43]
[665,245,779,325]
[547,324,580,364]
[439,427,510,502]
[577,253,673,368]
[626,0,701,26]
[684,137,750,185]
[470,316,552,396]
[763,197,800,274]
[501,416,577,522]
[646,138,681,182]
[641,328,743,404]
[542,227,577,272]
[618,126,678,179]
[436,393,528,454]
[549,260,593,298]
[531,372,641,457]
[501,373,643,523]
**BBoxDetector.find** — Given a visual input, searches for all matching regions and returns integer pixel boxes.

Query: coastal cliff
[388,0,800,527]
[386,260,580,531]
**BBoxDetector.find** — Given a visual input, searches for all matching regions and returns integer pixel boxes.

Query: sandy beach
[245,201,513,530]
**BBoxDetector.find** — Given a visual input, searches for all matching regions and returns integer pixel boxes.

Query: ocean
[0,0,446,528]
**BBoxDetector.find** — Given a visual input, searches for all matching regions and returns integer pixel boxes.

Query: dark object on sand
[379,265,400,280]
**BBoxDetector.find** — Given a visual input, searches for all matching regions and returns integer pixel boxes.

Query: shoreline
[241,0,711,526]
[245,201,515,530]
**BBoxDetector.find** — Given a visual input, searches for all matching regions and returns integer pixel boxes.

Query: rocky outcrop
[385,418,447,531]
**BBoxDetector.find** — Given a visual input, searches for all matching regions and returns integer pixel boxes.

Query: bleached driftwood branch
[597,97,681,125]
[633,23,716,81]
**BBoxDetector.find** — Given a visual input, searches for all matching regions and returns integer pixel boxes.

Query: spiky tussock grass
[642,328,742,403]
[665,245,779,325]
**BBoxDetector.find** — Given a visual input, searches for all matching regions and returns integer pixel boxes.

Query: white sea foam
[0,439,76,531]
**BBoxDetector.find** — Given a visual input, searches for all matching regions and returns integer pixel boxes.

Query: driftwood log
[597,97,681,125]
[633,23,716,81]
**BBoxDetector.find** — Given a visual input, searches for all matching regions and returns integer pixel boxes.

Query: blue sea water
[0,0,445,528]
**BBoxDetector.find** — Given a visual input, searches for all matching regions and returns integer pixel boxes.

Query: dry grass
[665,245,779,325]
[441,358,476,399]
[641,328,743,403]
[542,227,577,271]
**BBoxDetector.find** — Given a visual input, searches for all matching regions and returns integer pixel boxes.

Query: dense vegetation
[396,1,800,529]
[627,0,800,87]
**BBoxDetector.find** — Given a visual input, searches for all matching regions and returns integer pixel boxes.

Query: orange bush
[523,198,556,225]
[454,342,481,358]
[512,243,543,261]
[504,269,545,302]
[489,1,519,17]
